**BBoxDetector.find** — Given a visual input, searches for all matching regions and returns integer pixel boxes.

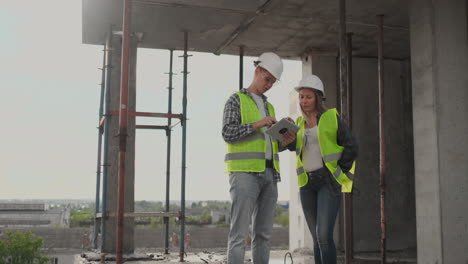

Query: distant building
[0,203,70,228]
[211,209,229,224]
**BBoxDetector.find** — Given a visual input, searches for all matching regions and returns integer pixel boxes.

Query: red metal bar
[135,125,168,130]
[376,14,386,264]
[110,110,183,119]
[116,0,132,262]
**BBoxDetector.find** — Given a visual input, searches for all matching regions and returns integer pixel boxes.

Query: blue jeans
[227,168,278,264]
[300,169,342,264]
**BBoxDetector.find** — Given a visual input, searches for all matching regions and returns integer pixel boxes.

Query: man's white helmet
[294,74,325,98]
[255,52,283,80]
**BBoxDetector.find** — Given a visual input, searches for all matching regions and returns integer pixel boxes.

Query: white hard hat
[294,74,325,97]
[255,52,283,80]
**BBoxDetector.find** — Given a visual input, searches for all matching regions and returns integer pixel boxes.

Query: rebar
[376,14,387,264]
[116,0,133,262]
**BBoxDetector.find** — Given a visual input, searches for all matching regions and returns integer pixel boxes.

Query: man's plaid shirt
[222,88,281,182]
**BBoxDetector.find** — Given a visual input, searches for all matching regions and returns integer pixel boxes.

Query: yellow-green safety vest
[295,108,355,192]
[225,92,280,173]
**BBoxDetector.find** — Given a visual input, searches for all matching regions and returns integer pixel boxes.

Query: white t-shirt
[302,126,323,172]
[250,93,273,160]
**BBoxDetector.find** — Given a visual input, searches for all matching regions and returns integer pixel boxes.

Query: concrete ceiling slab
[82,0,410,59]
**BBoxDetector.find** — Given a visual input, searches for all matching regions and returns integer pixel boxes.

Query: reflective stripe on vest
[295,108,356,192]
[225,92,280,173]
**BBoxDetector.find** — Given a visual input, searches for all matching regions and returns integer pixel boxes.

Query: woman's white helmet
[294,74,325,98]
[255,52,283,80]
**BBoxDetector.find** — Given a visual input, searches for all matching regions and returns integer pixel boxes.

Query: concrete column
[103,35,138,254]
[288,56,307,251]
[410,1,468,263]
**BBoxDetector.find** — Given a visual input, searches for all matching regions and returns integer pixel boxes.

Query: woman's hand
[281,130,296,147]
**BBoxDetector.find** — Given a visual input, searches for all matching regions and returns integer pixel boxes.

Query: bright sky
[0,0,302,201]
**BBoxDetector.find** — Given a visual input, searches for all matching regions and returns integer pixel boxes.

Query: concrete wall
[135,227,288,249]
[410,0,468,263]
[0,228,89,249]
[0,227,288,250]
[0,208,71,228]
[103,35,138,254]
[289,55,416,253]
[352,58,416,252]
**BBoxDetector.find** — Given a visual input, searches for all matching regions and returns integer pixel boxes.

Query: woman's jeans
[227,168,278,264]
[300,167,342,264]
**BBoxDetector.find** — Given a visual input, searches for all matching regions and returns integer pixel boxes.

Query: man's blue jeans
[300,170,342,264]
[227,168,278,264]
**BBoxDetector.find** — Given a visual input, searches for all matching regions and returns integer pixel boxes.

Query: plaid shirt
[222,88,281,182]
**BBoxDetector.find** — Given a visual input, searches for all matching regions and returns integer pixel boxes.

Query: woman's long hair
[300,88,328,119]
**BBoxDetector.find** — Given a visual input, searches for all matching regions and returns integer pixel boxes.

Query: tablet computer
[264,118,299,142]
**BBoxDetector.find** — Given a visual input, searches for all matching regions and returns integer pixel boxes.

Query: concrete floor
[73,249,313,263]
[73,249,416,263]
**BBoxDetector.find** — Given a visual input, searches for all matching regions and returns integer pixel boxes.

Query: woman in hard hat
[288,74,358,264]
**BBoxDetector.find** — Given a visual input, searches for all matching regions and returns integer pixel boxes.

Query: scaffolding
[92,22,191,264]
[89,1,391,263]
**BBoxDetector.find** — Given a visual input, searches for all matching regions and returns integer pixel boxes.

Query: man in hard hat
[222,52,295,264]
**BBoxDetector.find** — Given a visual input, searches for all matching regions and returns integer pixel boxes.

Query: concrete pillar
[288,56,308,251]
[410,1,468,263]
[103,34,138,254]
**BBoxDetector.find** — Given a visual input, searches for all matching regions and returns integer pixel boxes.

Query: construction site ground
[71,247,416,263]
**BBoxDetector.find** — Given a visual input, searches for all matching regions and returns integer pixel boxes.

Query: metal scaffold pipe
[347,33,353,128]
[101,29,113,252]
[93,41,107,249]
[116,0,133,262]
[376,14,387,264]
[338,0,348,119]
[239,45,244,90]
[344,32,354,263]
[164,49,174,255]
[338,0,354,263]
[179,30,189,262]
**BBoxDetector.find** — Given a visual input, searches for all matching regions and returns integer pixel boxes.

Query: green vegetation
[0,231,50,264]
[147,217,166,228]
[274,205,289,227]
[69,200,288,227]
[135,201,179,228]
[70,207,94,227]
